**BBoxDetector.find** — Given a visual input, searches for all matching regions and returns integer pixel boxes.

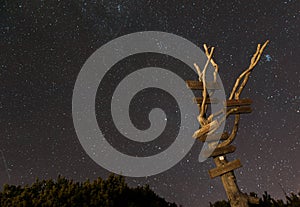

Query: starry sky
[0,0,299,206]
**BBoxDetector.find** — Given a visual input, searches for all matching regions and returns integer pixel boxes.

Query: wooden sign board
[226,99,252,107]
[198,132,229,142]
[193,97,220,104]
[227,106,252,114]
[209,159,242,179]
[193,98,252,106]
[196,106,252,114]
[186,80,220,90]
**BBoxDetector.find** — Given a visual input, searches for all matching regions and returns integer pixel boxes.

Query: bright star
[265,54,272,62]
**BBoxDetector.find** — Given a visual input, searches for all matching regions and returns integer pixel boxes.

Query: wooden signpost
[187,41,269,207]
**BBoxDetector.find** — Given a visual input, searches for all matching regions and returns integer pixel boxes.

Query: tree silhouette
[0,174,177,207]
[210,191,300,207]
[1,174,299,207]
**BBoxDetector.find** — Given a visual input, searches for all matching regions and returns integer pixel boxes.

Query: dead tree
[186,41,269,207]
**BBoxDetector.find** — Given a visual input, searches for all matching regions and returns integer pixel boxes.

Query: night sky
[1,0,299,206]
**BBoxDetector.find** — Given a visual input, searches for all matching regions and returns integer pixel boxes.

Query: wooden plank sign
[193,98,252,106]
[209,159,242,179]
[186,80,220,90]
[227,106,252,114]
[193,97,220,104]
[225,98,252,107]
[198,132,229,142]
[196,106,252,114]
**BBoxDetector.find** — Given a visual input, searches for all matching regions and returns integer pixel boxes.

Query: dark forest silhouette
[0,174,299,207]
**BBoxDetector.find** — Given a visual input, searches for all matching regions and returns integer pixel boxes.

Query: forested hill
[0,174,299,207]
[0,174,177,207]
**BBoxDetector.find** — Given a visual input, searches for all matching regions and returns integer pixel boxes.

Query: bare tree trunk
[213,156,249,207]
[188,41,268,207]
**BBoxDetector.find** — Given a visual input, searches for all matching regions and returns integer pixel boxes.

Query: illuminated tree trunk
[213,156,249,207]
[187,41,269,207]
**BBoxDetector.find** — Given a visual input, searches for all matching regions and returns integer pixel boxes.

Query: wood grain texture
[209,159,242,179]
[185,80,220,90]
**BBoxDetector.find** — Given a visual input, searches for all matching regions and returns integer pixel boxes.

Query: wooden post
[186,41,268,207]
[213,156,249,207]
[186,77,260,206]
